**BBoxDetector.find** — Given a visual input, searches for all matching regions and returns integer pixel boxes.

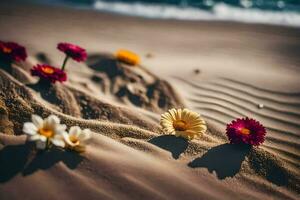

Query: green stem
[61,56,69,71]
[46,138,50,150]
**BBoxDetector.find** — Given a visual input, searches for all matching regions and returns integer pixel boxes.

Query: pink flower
[0,41,27,62]
[57,42,87,62]
[31,64,67,83]
[226,117,266,146]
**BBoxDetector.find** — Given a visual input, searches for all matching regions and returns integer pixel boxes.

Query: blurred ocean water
[39,0,300,27]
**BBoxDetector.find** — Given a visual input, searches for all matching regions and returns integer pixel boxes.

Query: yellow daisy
[160,108,207,140]
[116,49,140,66]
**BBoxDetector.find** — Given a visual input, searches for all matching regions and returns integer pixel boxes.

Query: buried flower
[23,114,66,150]
[160,108,207,140]
[226,117,266,146]
[0,40,27,62]
[116,49,140,66]
[57,42,87,70]
[31,64,67,83]
[62,126,91,153]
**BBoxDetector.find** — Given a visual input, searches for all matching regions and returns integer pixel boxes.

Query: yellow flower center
[69,135,80,145]
[3,47,12,53]
[41,66,54,74]
[240,128,250,135]
[173,120,188,131]
[38,127,54,138]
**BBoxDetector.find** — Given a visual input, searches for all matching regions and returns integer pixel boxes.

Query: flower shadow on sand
[86,53,123,77]
[26,80,82,117]
[22,148,83,176]
[0,60,13,73]
[27,81,61,105]
[148,135,188,159]
[0,143,31,182]
[27,80,79,117]
[188,144,251,179]
[0,143,83,183]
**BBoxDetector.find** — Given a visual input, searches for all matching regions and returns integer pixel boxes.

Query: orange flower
[116,49,140,66]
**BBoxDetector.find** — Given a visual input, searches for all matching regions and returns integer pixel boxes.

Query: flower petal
[160,108,206,140]
[62,132,75,146]
[46,115,60,126]
[69,126,81,137]
[55,124,67,134]
[51,138,65,148]
[28,134,42,141]
[39,135,47,142]
[23,122,38,135]
[31,114,44,128]
[226,117,266,146]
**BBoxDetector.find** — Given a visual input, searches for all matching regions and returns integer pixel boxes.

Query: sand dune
[0,1,300,199]
[0,67,298,199]
[173,77,300,157]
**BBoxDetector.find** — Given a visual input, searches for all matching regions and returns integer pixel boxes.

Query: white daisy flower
[63,126,91,153]
[23,114,66,150]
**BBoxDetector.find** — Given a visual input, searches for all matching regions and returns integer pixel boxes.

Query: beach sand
[0,1,299,199]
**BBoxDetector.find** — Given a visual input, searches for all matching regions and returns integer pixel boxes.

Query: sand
[0,1,299,199]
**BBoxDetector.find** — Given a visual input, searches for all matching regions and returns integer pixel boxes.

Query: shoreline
[32,0,300,28]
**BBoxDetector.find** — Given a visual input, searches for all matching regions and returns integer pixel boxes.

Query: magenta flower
[31,64,67,83]
[0,41,27,62]
[226,117,266,146]
[57,42,87,71]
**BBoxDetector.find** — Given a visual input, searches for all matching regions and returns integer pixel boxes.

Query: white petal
[36,140,46,150]
[55,124,67,133]
[53,125,67,137]
[78,129,91,142]
[28,134,42,141]
[69,126,81,137]
[51,138,65,148]
[31,115,44,128]
[23,122,38,135]
[39,135,47,142]
[46,115,60,126]
[53,131,63,138]
[62,131,69,140]
[62,132,74,146]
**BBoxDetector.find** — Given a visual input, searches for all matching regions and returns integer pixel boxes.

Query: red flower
[57,42,87,62]
[0,41,27,62]
[31,64,67,83]
[226,117,266,146]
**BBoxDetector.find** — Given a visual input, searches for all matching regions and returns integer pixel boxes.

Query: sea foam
[93,0,300,27]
